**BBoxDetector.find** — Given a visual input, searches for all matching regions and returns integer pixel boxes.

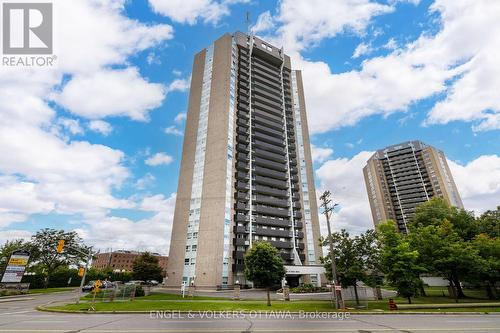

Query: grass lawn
[46,293,500,313]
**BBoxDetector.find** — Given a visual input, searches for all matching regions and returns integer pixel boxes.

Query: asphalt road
[0,291,499,333]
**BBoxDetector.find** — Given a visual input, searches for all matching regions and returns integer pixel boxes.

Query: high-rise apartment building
[166,32,323,289]
[363,141,463,233]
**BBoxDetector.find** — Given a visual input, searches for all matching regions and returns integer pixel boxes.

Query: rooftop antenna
[246,11,251,35]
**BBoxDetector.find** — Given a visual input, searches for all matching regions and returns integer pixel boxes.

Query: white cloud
[316,151,375,235]
[75,193,176,254]
[383,37,398,50]
[146,52,162,65]
[251,11,275,34]
[0,230,32,246]
[88,120,113,136]
[135,173,156,190]
[262,0,393,53]
[448,155,500,214]
[174,112,187,123]
[310,144,333,163]
[56,118,84,136]
[145,153,174,166]
[166,77,191,93]
[148,0,246,25]
[352,42,372,59]
[165,126,183,136]
[259,0,500,133]
[54,68,166,121]
[0,0,172,232]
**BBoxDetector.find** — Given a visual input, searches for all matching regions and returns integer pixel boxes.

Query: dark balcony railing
[254,216,291,228]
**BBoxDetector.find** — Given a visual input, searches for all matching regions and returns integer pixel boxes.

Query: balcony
[253,157,286,172]
[253,205,290,217]
[280,252,294,261]
[253,184,287,197]
[254,175,287,189]
[233,250,245,259]
[254,216,291,228]
[254,227,291,238]
[234,238,248,246]
[236,161,249,171]
[232,264,245,272]
[235,181,249,191]
[253,195,289,208]
[233,225,247,234]
[253,166,287,180]
[254,149,286,163]
[235,202,249,211]
[235,191,249,201]
[235,214,249,222]
[268,240,293,249]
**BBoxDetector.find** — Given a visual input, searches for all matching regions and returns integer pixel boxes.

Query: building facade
[92,250,168,276]
[166,32,323,289]
[363,140,463,233]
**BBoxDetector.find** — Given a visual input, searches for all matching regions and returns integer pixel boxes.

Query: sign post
[1,250,30,284]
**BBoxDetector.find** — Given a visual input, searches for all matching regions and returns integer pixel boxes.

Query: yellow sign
[95,280,102,287]
[8,258,28,265]
[78,267,85,277]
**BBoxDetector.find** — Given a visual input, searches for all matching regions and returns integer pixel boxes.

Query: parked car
[147,280,159,286]
[82,281,95,292]
[81,280,115,292]
[126,280,145,285]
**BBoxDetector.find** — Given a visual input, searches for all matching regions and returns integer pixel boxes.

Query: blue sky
[0,0,498,253]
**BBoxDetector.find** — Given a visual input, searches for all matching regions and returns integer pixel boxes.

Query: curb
[36,306,500,315]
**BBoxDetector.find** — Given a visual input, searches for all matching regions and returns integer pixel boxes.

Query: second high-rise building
[363,141,463,233]
[166,32,323,289]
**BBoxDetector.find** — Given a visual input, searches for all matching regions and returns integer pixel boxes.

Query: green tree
[132,252,163,282]
[408,219,483,299]
[411,197,478,241]
[476,207,500,238]
[28,228,89,288]
[1,239,27,275]
[244,241,286,306]
[472,234,500,299]
[378,221,424,304]
[320,229,380,305]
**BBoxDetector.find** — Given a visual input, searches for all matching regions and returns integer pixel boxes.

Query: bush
[134,285,145,297]
[289,283,330,294]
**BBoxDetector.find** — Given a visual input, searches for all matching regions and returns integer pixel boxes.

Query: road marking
[1,328,500,332]
[0,310,33,315]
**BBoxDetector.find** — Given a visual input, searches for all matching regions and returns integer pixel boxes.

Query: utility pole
[319,190,343,309]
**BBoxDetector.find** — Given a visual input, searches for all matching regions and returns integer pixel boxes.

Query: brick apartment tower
[363,140,463,233]
[166,32,323,289]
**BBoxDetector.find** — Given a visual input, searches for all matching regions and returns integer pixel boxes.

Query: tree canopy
[132,252,163,282]
[244,241,286,306]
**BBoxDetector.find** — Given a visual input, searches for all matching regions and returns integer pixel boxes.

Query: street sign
[1,250,30,283]
[335,285,342,291]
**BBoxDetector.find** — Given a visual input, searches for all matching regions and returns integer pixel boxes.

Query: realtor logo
[2,2,53,54]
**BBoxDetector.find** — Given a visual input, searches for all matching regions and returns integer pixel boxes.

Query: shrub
[134,285,145,297]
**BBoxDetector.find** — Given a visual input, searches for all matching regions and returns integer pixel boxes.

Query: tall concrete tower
[363,140,463,233]
[166,32,323,289]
